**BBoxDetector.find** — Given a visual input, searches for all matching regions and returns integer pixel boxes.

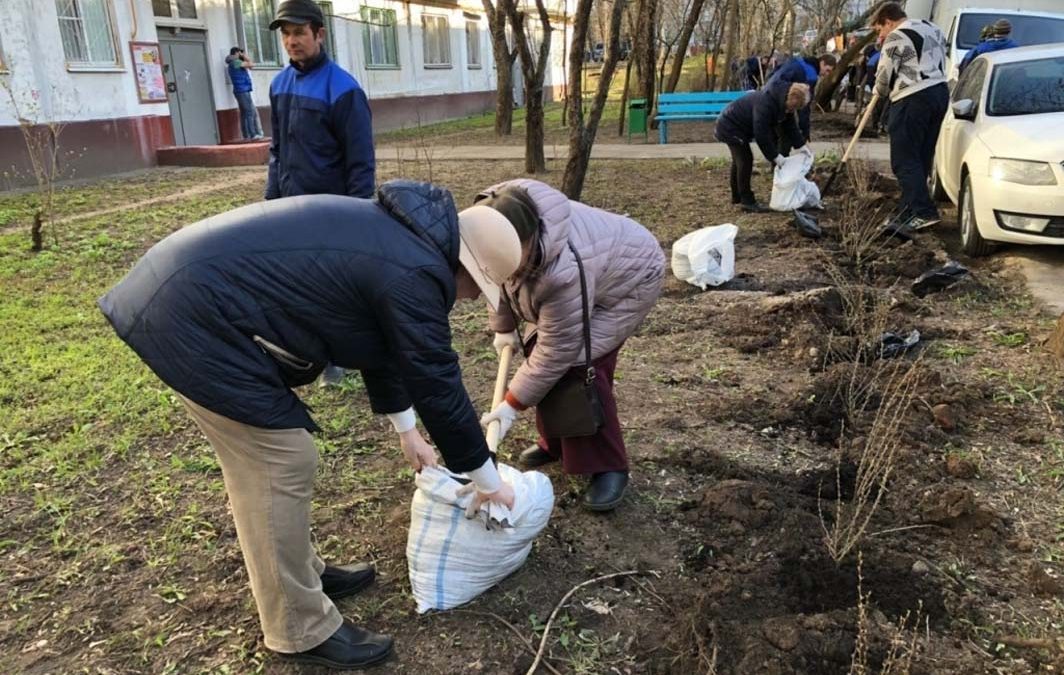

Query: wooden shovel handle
[486,344,513,453]
[842,92,880,164]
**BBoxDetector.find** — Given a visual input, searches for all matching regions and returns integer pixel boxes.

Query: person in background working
[766,53,837,154]
[474,180,665,511]
[266,0,376,386]
[226,47,263,140]
[958,19,1019,74]
[98,181,518,670]
[871,2,949,232]
[715,81,812,212]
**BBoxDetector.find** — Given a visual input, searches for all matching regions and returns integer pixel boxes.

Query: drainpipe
[129,0,138,39]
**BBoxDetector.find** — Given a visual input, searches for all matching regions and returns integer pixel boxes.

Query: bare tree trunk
[561,2,569,126]
[562,0,626,199]
[708,1,727,90]
[665,0,708,93]
[720,0,738,90]
[632,0,658,114]
[483,0,515,136]
[617,55,634,136]
[501,0,553,173]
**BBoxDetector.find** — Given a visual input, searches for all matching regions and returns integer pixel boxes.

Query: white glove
[774,154,786,168]
[493,331,521,356]
[799,145,814,159]
[480,401,518,443]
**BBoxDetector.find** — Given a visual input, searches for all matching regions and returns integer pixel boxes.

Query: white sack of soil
[770,153,821,211]
[671,223,738,289]
[407,463,554,613]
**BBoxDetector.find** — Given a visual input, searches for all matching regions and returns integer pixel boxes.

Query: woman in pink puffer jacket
[474,179,665,511]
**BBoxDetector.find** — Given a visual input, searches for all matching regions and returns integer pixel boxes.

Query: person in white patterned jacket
[871,1,949,232]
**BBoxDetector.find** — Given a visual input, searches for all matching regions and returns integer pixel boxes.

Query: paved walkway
[377,141,892,162]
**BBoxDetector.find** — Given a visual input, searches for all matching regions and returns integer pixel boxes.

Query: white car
[930,43,1064,256]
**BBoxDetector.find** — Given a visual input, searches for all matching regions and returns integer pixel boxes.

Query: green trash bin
[628,98,648,142]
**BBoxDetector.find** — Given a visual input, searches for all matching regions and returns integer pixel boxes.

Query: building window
[240,0,280,66]
[316,1,337,58]
[55,0,120,67]
[361,7,399,68]
[422,14,451,68]
[465,19,481,68]
[153,0,197,19]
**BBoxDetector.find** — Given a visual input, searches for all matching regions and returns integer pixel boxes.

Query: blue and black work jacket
[266,51,375,200]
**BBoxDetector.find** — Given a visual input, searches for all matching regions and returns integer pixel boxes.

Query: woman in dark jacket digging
[715,80,812,212]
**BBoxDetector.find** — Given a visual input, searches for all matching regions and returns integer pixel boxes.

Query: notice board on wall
[130,42,167,103]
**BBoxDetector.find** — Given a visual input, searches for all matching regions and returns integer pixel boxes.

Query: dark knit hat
[992,18,1012,36]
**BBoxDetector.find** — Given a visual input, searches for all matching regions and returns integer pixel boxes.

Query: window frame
[421,13,452,69]
[239,0,282,67]
[465,19,481,69]
[153,0,205,28]
[360,6,400,70]
[315,1,337,59]
[56,0,124,71]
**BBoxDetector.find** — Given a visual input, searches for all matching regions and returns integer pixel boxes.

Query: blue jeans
[234,91,259,139]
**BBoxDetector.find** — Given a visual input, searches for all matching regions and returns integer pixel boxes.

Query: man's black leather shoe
[321,563,375,601]
[584,471,629,512]
[280,620,393,669]
[519,444,559,469]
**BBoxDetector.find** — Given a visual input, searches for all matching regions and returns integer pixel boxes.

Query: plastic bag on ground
[671,223,738,289]
[407,463,554,613]
[770,153,822,211]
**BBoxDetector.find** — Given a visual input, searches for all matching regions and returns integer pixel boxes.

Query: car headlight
[988,158,1058,186]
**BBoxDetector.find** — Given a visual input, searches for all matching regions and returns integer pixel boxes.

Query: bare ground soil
[2,158,1062,675]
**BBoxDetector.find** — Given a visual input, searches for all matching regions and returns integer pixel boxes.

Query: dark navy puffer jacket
[266,51,375,200]
[714,79,805,162]
[98,181,489,473]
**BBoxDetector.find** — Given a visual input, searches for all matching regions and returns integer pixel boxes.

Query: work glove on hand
[456,481,516,519]
[493,331,521,356]
[398,428,438,472]
[480,401,518,443]
[774,154,787,169]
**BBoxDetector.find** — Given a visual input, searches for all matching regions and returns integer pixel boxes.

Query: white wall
[0,0,165,126]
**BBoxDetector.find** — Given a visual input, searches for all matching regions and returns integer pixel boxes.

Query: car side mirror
[952,98,976,121]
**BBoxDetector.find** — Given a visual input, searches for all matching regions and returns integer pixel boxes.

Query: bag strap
[567,241,595,385]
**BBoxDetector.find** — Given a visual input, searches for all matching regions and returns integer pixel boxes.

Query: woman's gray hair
[787,83,811,110]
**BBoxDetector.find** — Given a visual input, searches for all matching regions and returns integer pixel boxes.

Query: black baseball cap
[268,0,325,30]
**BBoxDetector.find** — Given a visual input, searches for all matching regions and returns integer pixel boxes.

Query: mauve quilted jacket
[483,179,665,407]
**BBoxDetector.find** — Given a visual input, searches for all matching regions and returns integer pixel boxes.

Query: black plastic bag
[791,209,822,239]
[912,260,969,298]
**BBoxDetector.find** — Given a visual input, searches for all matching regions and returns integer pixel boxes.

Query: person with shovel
[468,180,666,511]
[870,2,949,232]
[715,80,813,212]
[98,181,519,670]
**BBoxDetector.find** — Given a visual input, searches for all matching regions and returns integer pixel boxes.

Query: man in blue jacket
[766,53,837,154]
[226,47,263,140]
[958,19,1018,74]
[98,181,522,669]
[265,0,375,200]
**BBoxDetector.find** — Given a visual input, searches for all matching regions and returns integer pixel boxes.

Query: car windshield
[987,56,1064,116]
[957,13,1064,50]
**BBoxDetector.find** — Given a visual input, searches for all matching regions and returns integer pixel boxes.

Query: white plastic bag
[671,223,738,289]
[407,463,554,613]
[770,153,822,211]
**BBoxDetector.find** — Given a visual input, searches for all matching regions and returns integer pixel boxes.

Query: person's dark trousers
[725,142,756,205]
[532,344,629,476]
[235,91,258,140]
[887,84,949,220]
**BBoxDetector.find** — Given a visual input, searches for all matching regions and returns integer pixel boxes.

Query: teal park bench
[655,91,747,144]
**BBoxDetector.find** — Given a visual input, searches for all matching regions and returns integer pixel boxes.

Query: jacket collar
[291,50,328,75]
[376,181,461,269]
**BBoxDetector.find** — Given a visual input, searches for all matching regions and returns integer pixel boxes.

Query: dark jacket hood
[377,180,461,269]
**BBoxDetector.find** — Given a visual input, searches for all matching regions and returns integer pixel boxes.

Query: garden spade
[821,92,880,199]
[486,344,514,453]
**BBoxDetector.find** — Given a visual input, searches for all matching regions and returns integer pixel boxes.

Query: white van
[904,1,1064,82]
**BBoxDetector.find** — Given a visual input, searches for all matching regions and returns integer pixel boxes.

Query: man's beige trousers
[180,396,343,653]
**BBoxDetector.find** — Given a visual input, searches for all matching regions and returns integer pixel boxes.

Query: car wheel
[928,161,947,202]
[959,174,994,257]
